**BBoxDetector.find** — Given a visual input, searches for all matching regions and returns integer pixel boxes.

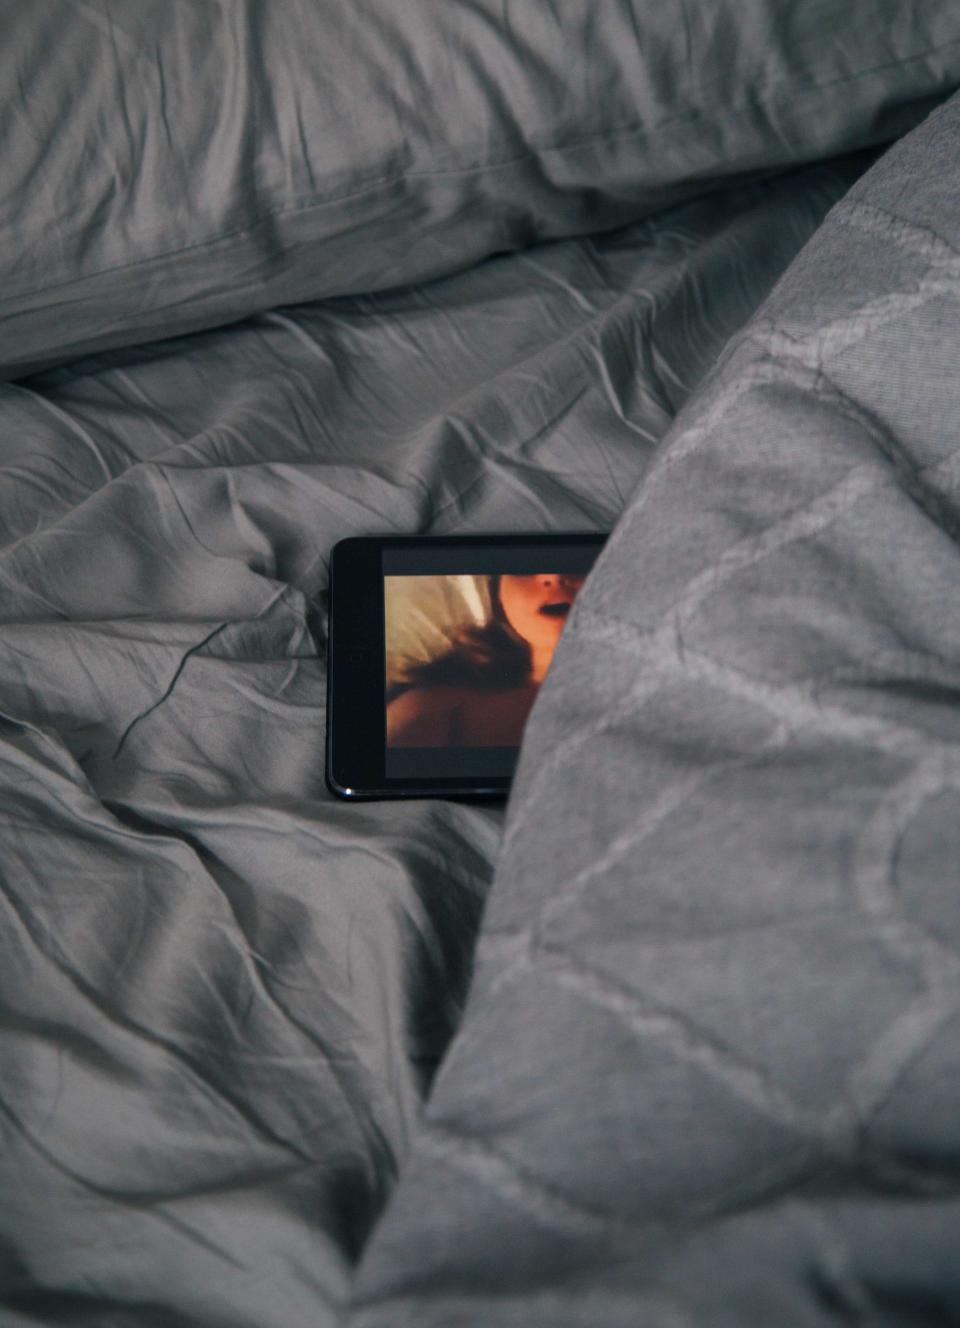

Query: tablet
[326,533,605,799]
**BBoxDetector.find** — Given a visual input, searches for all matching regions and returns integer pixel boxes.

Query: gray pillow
[3,0,960,374]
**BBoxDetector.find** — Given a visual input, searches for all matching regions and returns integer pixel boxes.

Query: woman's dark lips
[539,601,571,617]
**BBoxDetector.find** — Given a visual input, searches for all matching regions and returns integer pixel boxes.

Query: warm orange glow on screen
[385,571,586,747]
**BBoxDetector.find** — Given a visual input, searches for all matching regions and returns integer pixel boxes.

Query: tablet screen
[382,543,597,781]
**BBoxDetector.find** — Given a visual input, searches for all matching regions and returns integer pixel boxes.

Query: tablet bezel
[325,533,605,800]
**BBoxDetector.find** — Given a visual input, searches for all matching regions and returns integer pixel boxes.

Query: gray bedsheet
[8,3,960,1317]
[0,157,864,1325]
[353,93,960,1326]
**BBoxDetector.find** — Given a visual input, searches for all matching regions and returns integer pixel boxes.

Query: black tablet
[326,533,606,799]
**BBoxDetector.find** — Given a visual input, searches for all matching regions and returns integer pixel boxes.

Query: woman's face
[498,572,586,653]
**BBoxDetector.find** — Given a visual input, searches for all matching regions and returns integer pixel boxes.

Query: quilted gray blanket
[355,94,960,1326]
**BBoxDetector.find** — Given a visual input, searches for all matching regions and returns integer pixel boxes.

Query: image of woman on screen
[386,572,586,747]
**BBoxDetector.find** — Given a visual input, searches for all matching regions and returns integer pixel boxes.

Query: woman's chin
[529,625,564,651]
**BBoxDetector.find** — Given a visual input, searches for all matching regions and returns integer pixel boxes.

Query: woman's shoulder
[386,682,472,745]
[389,681,473,708]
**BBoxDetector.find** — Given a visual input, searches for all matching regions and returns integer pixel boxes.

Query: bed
[4,4,960,1325]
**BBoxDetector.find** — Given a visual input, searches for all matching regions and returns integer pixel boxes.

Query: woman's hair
[388,575,531,698]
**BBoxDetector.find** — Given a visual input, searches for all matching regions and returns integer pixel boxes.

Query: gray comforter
[355,87,960,1328]
[4,6,960,1326]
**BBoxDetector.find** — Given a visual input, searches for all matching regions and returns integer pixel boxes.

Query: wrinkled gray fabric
[3,0,960,374]
[0,160,859,1325]
[353,93,960,1325]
